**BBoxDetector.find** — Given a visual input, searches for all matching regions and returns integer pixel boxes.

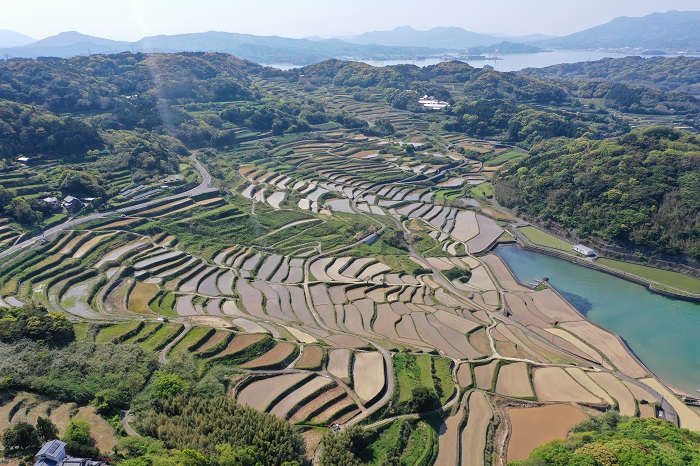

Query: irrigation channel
[496,245,700,396]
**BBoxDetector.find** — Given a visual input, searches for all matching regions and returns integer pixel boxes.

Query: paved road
[0,154,216,261]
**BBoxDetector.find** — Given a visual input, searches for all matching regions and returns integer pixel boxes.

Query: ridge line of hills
[0,10,698,65]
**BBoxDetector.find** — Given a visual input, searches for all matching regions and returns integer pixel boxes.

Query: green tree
[2,422,39,450]
[63,418,98,457]
[36,417,59,443]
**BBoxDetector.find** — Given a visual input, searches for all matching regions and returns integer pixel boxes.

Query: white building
[573,244,595,256]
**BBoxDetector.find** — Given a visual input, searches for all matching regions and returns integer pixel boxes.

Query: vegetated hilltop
[512,411,700,465]
[537,10,700,51]
[519,55,700,96]
[494,126,700,263]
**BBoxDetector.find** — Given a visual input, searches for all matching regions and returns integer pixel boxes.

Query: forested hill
[519,56,700,96]
[494,127,700,262]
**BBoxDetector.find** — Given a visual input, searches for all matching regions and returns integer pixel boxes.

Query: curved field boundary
[194,330,234,357]
[289,386,348,424]
[495,362,534,398]
[269,376,336,419]
[240,341,299,370]
[564,368,615,407]
[532,367,602,404]
[588,372,637,416]
[294,345,325,370]
[507,404,586,462]
[474,360,499,390]
[460,391,493,466]
[168,326,215,356]
[237,373,314,412]
[435,395,467,466]
[327,348,352,381]
[352,351,386,406]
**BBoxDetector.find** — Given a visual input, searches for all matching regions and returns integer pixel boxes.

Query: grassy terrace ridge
[518,226,574,250]
[597,258,700,294]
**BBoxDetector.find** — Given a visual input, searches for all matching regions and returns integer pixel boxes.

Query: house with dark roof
[62,196,82,210]
[34,440,106,466]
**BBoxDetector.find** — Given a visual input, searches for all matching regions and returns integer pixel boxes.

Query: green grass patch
[95,322,143,344]
[519,226,574,250]
[484,149,526,166]
[597,258,700,294]
[433,357,455,405]
[139,323,184,352]
[168,326,215,356]
[470,183,493,198]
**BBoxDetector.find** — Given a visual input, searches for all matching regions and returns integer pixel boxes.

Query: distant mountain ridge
[0,29,36,48]
[1,11,699,65]
[0,31,445,65]
[538,10,700,50]
[347,26,503,49]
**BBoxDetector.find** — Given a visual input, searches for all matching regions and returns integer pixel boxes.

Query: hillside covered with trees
[520,56,700,96]
[494,127,700,262]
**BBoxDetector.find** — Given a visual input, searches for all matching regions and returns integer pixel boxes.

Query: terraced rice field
[507,404,586,462]
[352,352,385,405]
[4,97,698,465]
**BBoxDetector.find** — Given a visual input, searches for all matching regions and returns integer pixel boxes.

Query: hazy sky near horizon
[4,0,700,41]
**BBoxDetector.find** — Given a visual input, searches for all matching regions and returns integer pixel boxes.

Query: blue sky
[4,0,700,41]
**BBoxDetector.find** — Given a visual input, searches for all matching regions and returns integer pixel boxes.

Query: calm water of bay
[264,50,700,72]
[495,245,700,394]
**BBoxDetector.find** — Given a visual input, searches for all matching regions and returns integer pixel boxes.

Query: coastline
[520,244,700,304]
[492,244,696,401]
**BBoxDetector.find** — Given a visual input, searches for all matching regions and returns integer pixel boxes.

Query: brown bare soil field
[474,360,499,390]
[560,321,647,378]
[215,333,265,357]
[533,367,601,404]
[295,345,324,369]
[457,363,473,388]
[468,266,497,291]
[565,368,615,407]
[352,352,385,404]
[495,362,534,398]
[396,315,421,341]
[194,330,230,353]
[237,373,312,411]
[241,342,296,368]
[622,381,656,404]
[507,404,586,462]
[639,404,656,418]
[589,372,637,416]
[480,254,530,292]
[451,209,479,242]
[529,289,581,323]
[372,304,401,339]
[467,216,503,253]
[312,397,355,424]
[269,376,335,419]
[435,397,466,466]
[460,391,493,466]
[289,386,346,423]
[325,334,367,348]
[545,328,603,364]
[641,378,700,431]
[327,348,351,380]
[470,328,491,355]
[504,293,550,328]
